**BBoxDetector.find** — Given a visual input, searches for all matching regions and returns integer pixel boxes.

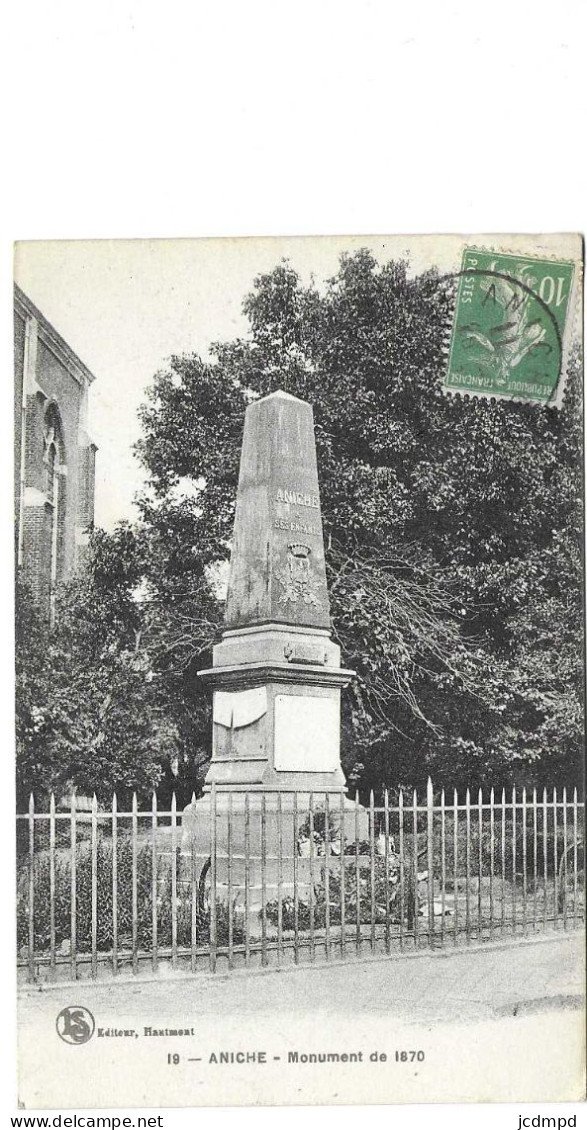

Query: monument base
[181,791,369,931]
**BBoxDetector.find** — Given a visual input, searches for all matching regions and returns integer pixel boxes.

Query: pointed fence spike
[29,793,34,814]
[50,791,56,812]
[152,791,157,811]
[427,777,433,798]
[490,786,495,802]
[171,792,177,813]
[92,792,98,808]
[112,791,117,812]
[191,792,196,805]
[132,792,138,811]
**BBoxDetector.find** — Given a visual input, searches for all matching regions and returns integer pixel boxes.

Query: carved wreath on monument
[275,543,321,606]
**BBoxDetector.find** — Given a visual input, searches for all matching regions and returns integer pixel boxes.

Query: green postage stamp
[444,247,578,406]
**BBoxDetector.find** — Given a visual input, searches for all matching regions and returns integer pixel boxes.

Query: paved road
[18,931,585,1107]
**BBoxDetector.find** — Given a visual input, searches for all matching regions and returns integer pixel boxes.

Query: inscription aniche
[275,488,320,509]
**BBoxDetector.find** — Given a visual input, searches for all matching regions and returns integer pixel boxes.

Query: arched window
[42,405,66,623]
[45,436,56,503]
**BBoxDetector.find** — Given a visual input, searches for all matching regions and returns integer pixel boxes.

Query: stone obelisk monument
[182,390,362,911]
[198,388,354,794]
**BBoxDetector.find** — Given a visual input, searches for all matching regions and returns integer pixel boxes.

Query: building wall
[14,309,26,555]
[14,286,97,617]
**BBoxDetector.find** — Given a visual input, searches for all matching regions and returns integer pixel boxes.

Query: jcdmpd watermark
[517,1118,578,1129]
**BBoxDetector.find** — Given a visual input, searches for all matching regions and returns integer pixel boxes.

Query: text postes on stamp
[444,247,577,407]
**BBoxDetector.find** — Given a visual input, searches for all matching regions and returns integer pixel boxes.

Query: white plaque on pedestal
[274,694,339,772]
[213,687,267,728]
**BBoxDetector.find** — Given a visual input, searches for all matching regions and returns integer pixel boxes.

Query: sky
[13,233,581,531]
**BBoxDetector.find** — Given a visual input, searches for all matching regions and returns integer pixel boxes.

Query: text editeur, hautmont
[97,1028,197,1037]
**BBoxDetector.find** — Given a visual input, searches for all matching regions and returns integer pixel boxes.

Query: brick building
[14,284,97,619]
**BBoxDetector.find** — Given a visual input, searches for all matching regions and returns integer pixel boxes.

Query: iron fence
[16,781,585,983]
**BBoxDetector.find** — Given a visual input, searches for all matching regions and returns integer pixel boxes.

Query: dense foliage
[16,251,584,803]
[16,565,176,807]
[16,837,240,952]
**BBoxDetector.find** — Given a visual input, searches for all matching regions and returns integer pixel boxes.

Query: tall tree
[134,252,584,795]
[17,251,583,801]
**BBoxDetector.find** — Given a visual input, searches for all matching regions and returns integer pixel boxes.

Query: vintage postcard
[14,234,585,1107]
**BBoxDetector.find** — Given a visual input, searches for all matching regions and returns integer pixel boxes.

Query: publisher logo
[56,1006,95,1045]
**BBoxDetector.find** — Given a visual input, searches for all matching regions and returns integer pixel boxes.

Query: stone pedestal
[199,623,353,791]
[181,791,368,932]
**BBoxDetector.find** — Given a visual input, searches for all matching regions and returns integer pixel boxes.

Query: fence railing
[16,781,585,983]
